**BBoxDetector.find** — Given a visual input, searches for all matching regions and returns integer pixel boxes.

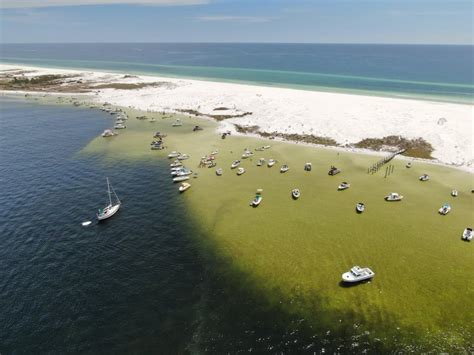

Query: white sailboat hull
[97,203,121,221]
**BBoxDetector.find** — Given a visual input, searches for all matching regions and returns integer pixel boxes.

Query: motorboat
[150,143,163,150]
[341,266,375,283]
[406,162,412,168]
[211,150,219,155]
[256,158,265,166]
[193,125,203,131]
[170,160,182,168]
[438,203,451,215]
[237,167,246,176]
[356,202,365,213]
[263,145,271,149]
[338,182,350,190]
[176,169,193,177]
[291,188,300,199]
[170,166,185,172]
[242,150,254,159]
[304,162,312,171]
[462,227,472,241]
[231,160,241,169]
[385,192,403,201]
[149,118,156,123]
[250,189,263,207]
[328,166,341,175]
[101,129,117,137]
[168,151,180,159]
[173,175,190,182]
[172,119,183,127]
[179,182,191,192]
[114,123,126,129]
[267,159,276,167]
[97,178,121,221]
[451,190,458,197]
[419,174,430,181]
[216,168,223,176]
[177,154,190,160]
[255,146,265,152]
[280,165,289,173]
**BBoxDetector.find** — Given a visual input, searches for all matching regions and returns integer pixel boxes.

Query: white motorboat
[250,189,263,207]
[231,160,241,169]
[177,154,190,160]
[256,158,265,166]
[304,162,312,171]
[385,192,403,201]
[101,129,117,137]
[342,266,375,283]
[291,188,300,199]
[280,165,289,173]
[451,190,458,197]
[168,151,180,159]
[263,145,271,149]
[97,177,121,221]
[462,227,472,241]
[356,202,365,213]
[438,203,451,215]
[170,160,182,168]
[237,167,246,175]
[338,182,350,190]
[242,150,254,159]
[419,174,430,181]
[267,159,276,167]
[170,166,185,172]
[114,123,126,129]
[172,119,183,127]
[179,182,191,192]
[173,175,190,182]
[176,169,193,177]
[216,168,223,176]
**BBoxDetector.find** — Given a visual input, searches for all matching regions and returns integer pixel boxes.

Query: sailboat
[97,177,121,221]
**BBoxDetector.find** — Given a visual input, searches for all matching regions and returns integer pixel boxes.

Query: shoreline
[1,63,472,173]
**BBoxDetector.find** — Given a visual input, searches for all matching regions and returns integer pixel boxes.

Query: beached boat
[173,175,190,182]
[292,188,300,199]
[250,189,263,207]
[168,151,180,158]
[451,190,458,197]
[231,160,241,169]
[356,202,365,213]
[237,167,246,176]
[267,159,276,167]
[385,192,403,201]
[342,266,375,283]
[304,162,312,171]
[216,168,223,176]
[114,123,126,129]
[101,129,117,137]
[338,182,350,190]
[280,165,289,173]
[172,119,183,127]
[462,227,472,241]
[438,203,451,215]
[328,166,341,175]
[419,174,430,181]
[179,182,191,192]
[97,177,121,221]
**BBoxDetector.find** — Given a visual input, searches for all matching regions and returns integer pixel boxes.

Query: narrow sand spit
[1,63,472,171]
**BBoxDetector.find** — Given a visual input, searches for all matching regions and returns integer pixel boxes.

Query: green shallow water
[80,105,473,351]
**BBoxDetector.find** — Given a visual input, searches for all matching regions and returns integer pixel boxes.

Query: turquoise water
[1,43,472,103]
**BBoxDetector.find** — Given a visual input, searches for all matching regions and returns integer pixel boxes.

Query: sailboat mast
[107,177,112,206]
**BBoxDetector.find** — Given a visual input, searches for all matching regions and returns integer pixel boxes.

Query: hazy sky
[0,0,472,44]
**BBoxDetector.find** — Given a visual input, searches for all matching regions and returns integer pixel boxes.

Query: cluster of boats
[150,131,166,150]
[168,151,195,191]
[101,110,128,137]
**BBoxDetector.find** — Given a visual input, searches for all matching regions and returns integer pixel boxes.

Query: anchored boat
[385,192,403,201]
[97,177,121,221]
[280,165,289,173]
[237,167,246,176]
[179,182,191,192]
[419,174,430,181]
[438,203,451,215]
[356,202,365,213]
[231,160,241,169]
[462,227,472,241]
[338,182,350,190]
[342,266,375,283]
[267,159,276,167]
[291,188,300,199]
[250,189,263,207]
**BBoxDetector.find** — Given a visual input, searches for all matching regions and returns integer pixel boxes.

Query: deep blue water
[1,43,472,103]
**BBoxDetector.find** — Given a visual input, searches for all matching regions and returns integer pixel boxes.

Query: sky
[0,0,472,44]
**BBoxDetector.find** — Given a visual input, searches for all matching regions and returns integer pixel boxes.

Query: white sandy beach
[1,63,472,171]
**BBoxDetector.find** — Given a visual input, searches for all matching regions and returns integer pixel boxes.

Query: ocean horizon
[1,42,472,104]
